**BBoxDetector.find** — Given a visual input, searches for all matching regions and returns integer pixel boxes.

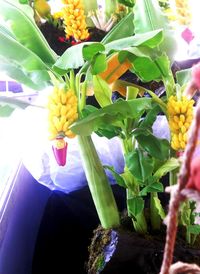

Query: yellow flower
[62,0,89,41]
[47,87,78,140]
[167,95,194,151]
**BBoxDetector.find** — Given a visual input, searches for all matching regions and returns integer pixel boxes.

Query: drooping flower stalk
[62,0,89,41]
[167,95,194,151]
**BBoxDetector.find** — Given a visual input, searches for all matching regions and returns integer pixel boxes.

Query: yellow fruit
[167,95,194,151]
[47,86,78,140]
[62,0,89,41]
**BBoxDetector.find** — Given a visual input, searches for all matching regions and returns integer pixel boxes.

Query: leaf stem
[150,192,161,230]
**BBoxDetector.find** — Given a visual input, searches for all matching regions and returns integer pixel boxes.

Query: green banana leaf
[101,12,134,44]
[105,29,163,52]
[70,98,152,136]
[0,0,57,64]
[53,29,163,74]
[0,29,51,90]
[133,0,176,61]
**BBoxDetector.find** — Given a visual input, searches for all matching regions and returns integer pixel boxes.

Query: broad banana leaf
[133,0,176,61]
[0,0,57,64]
[0,29,51,90]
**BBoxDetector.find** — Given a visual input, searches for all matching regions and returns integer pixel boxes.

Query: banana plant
[0,0,198,242]
[0,0,57,91]
[53,0,197,239]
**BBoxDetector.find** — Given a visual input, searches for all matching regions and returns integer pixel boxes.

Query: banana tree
[0,0,197,241]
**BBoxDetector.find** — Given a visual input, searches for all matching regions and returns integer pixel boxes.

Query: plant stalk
[77,135,120,229]
[150,192,161,231]
[122,138,147,234]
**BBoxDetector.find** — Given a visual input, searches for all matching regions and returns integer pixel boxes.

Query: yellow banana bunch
[62,0,89,41]
[174,0,192,26]
[47,86,78,140]
[167,95,194,151]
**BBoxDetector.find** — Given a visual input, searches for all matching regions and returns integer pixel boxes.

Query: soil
[87,221,200,274]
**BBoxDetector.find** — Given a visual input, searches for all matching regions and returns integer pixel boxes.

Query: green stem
[122,138,147,234]
[80,80,87,112]
[127,188,147,234]
[150,192,161,231]
[186,228,191,245]
[132,211,147,234]
[77,135,120,229]
[70,70,76,95]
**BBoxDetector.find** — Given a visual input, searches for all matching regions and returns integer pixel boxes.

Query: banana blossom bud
[47,86,78,166]
[52,138,68,166]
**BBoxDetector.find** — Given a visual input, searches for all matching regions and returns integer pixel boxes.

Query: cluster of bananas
[62,0,89,41]
[47,86,78,140]
[167,95,194,151]
[174,0,192,26]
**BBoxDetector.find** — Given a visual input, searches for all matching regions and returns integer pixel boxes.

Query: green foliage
[82,43,105,61]
[133,0,176,60]
[91,54,107,75]
[0,0,55,90]
[187,225,200,235]
[125,149,154,182]
[127,196,144,217]
[53,42,91,74]
[140,105,161,130]
[152,196,166,219]
[82,105,121,139]
[118,0,135,7]
[0,0,56,64]
[70,98,152,136]
[54,29,163,75]
[132,128,170,160]
[140,180,163,196]
[103,165,126,188]
[101,12,134,44]
[0,30,51,90]
[153,158,180,179]
[18,0,29,3]
[105,29,163,53]
[93,75,112,107]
